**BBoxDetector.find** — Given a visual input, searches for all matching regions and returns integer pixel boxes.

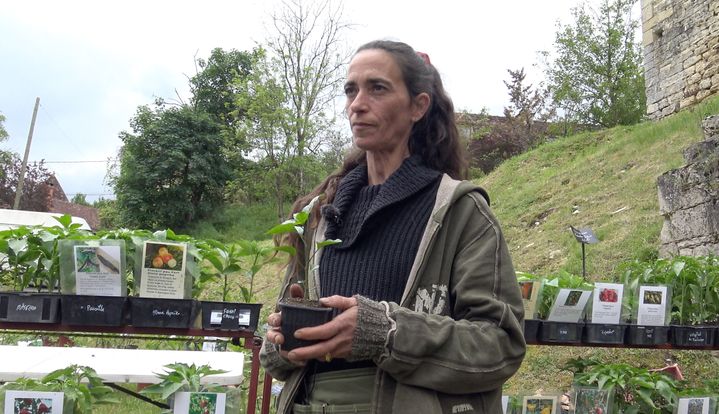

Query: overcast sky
[1,0,610,202]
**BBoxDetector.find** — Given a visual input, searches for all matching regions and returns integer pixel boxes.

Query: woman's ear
[411,92,430,122]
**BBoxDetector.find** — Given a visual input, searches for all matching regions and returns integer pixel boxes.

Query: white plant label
[547,289,591,322]
[636,285,668,326]
[591,282,624,324]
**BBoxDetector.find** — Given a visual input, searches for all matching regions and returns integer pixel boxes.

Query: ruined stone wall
[642,0,719,119]
[657,115,719,257]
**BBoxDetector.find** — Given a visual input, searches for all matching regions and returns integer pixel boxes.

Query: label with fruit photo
[636,285,668,326]
[677,397,712,414]
[139,241,188,299]
[591,282,624,324]
[173,392,226,414]
[4,390,64,414]
[73,245,123,296]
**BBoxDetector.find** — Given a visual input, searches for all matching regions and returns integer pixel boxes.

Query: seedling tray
[200,301,262,332]
[0,292,60,323]
[61,295,127,326]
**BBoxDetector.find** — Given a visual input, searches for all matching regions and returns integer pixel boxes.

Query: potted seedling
[0,364,119,414]
[267,196,340,351]
[667,256,719,347]
[536,270,593,344]
[197,239,266,332]
[140,362,241,414]
[583,279,630,345]
[516,271,543,344]
[58,237,129,327]
[619,259,673,346]
[0,215,87,323]
[127,229,200,329]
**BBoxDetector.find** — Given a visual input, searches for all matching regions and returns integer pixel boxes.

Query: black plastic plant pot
[0,292,60,323]
[523,319,541,344]
[538,321,584,344]
[129,297,198,329]
[279,300,333,351]
[670,325,716,347]
[626,325,670,346]
[200,301,262,332]
[583,323,628,344]
[61,295,127,326]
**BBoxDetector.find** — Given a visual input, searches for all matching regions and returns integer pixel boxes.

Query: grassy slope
[481,96,719,393]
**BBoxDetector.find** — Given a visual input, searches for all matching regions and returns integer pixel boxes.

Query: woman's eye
[344,86,356,96]
[372,84,385,92]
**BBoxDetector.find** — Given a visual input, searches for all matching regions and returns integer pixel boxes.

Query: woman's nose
[348,89,369,112]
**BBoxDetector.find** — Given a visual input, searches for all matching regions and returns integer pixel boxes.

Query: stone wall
[642,0,719,119]
[657,115,719,257]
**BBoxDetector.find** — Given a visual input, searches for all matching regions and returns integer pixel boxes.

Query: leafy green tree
[0,112,12,184]
[92,197,119,230]
[541,0,645,128]
[112,104,231,229]
[0,154,53,211]
[70,193,90,206]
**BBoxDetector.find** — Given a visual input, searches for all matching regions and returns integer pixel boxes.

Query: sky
[0,0,605,203]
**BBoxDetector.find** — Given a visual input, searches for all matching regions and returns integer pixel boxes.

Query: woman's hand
[286,295,359,363]
[265,284,304,362]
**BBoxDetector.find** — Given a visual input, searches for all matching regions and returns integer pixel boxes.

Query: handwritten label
[84,304,105,313]
[16,303,37,312]
[152,309,182,318]
[601,328,616,336]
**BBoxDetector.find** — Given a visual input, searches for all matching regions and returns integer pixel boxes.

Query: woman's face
[344,49,428,156]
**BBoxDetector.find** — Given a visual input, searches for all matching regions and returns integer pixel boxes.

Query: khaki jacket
[261,175,526,414]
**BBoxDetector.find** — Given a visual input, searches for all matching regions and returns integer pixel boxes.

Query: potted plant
[0,215,88,323]
[140,362,241,413]
[516,271,543,344]
[267,196,340,351]
[0,364,119,414]
[536,270,593,344]
[197,239,266,332]
[583,279,630,344]
[58,237,129,327]
[667,256,719,347]
[564,357,680,413]
[126,230,200,329]
[619,259,673,346]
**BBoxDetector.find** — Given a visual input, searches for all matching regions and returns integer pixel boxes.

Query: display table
[0,345,244,385]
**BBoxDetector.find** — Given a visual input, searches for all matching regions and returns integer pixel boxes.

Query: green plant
[266,195,340,293]
[564,358,679,414]
[536,270,593,319]
[0,365,119,414]
[0,215,90,292]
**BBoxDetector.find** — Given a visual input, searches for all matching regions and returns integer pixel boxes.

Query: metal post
[14,97,40,210]
[581,243,586,279]
[245,336,262,414]
[261,371,273,414]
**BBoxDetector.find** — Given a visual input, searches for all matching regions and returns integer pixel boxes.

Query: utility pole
[13,97,40,210]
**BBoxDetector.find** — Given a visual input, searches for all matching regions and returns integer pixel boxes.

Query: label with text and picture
[74,245,122,296]
[139,241,188,299]
[636,285,668,326]
[547,288,592,323]
[591,282,624,324]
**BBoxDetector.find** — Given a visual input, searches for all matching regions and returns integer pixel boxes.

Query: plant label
[636,285,668,326]
[73,245,123,296]
[677,397,712,414]
[547,289,591,322]
[591,282,624,324]
[4,390,64,414]
[173,392,226,414]
[139,241,188,299]
[572,386,613,414]
[502,396,509,414]
[519,281,541,319]
[522,395,557,414]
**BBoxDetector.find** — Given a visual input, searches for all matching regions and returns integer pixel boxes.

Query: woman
[261,40,525,414]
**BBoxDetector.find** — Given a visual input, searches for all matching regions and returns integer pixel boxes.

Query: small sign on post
[570,226,599,279]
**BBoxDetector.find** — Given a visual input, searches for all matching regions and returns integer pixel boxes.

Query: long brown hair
[280,40,467,271]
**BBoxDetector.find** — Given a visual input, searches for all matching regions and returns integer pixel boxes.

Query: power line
[38,160,116,164]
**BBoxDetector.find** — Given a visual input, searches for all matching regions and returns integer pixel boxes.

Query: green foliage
[0,154,53,211]
[0,365,120,414]
[617,255,719,325]
[140,363,226,404]
[113,104,232,230]
[542,0,645,128]
[535,270,594,319]
[565,358,679,413]
[181,202,283,242]
[93,197,121,230]
[70,193,91,206]
[0,214,91,291]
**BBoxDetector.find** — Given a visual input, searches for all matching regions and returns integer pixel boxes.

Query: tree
[70,193,90,206]
[265,0,351,193]
[112,104,232,229]
[503,68,554,136]
[0,112,11,182]
[0,154,53,211]
[541,0,645,129]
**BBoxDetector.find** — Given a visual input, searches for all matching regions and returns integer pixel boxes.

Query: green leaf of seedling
[293,210,309,226]
[204,254,224,272]
[53,214,73,228]
[316,239,342,249]
[673,261,686,277]
[266,221,298,235]
[294,225,304,236]
[274,245,296,256]
[225,264,241,274]
[8,239,27,254]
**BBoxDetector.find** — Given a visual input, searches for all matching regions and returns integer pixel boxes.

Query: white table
[0,345,243,385]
